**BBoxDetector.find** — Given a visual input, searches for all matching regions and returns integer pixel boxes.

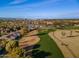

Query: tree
[0,39,8,48]
[5,40,18,52]
[4,39,27,58]
[61,31,66,36]
[70,30,73,36]
[19,28,28,36]
[5,47,26,58]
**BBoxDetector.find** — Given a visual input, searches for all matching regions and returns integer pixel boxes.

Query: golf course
[32,30,64,58]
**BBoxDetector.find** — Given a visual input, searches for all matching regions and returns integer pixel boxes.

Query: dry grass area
[49,30,79,58]
[19,30,40,48]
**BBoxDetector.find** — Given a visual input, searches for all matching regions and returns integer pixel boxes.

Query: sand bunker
[19,30,40,48]
[19,36,40,48]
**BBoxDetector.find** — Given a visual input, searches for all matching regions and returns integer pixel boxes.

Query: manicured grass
[32,30,64,58]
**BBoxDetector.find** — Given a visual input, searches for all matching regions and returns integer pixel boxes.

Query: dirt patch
[49,30,79,58]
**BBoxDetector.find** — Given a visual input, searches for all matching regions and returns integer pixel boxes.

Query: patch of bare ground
[49,30,79,58]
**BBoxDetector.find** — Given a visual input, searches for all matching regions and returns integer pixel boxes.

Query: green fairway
[32,30,64,58]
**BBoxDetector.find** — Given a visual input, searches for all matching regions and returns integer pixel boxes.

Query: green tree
[0,39,8,48]
[5,40,18,52]
[5,47,26,58]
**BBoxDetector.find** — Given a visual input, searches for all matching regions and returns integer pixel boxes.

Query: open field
[49,30,79,57]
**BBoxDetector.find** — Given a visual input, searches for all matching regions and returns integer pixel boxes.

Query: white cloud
[9,0,60,6]
[10,0,26,5]
[25,0,61,7]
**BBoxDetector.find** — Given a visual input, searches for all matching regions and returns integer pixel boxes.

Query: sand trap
[19,30,40,48]
[19,36,40,48]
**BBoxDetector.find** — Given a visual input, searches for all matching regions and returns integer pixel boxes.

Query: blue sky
[0,0,79,19]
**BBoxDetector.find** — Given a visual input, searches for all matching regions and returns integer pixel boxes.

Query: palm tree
[70,30,73,36]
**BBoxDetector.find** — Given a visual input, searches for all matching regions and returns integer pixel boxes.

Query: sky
[0,0,79,19]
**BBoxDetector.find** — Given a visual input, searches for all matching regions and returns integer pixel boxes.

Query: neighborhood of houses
[0,19,79,40]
